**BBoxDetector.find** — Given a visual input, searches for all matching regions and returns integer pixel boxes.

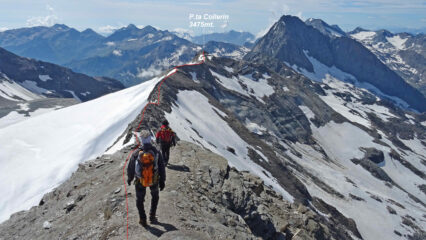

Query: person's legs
[149,184,160,221]
[161,144,169,165]
[135,183,147,220]
[165,145,171,164]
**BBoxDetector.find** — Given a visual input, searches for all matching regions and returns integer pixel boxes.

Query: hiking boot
[149,215,158,224]
[139,218,148,227]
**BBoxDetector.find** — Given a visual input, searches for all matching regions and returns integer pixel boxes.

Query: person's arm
[127,150,138,185]
[156,130,160,144]
[157,151,166,190]
[172,131,176,146]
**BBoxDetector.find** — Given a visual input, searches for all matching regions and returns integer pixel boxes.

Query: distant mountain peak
[142,25,156,31]
[348,27,369,34]
[81,28,97,34]
[52,24,70,30]
[247,14,426,112]
[279,15,300,22]
[126,23,138,29]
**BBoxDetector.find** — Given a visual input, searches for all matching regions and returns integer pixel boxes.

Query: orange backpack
[138,150,159,187]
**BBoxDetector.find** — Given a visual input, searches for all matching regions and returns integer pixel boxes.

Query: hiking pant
[135,182,159,219]
[160,144,171,165]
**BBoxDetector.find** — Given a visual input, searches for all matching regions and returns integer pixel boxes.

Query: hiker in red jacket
[156,120,176,166]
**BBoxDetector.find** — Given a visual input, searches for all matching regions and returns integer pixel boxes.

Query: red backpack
[158,127,174,143]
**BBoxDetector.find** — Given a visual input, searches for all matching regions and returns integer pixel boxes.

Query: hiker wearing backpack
[156,120,176,166]
[127,130,166,227]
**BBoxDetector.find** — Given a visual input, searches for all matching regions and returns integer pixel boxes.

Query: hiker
[156,120,176,166]
[127,130,166,227]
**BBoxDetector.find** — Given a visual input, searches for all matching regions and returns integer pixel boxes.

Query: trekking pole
[150,129,158,147]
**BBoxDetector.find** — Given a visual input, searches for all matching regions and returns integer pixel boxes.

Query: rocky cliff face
[0,142,351,240]
[246,15,426,112]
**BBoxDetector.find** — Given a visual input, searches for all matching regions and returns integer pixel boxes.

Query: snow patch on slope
[0,80,41,101]
[288,50,411,110]
[351,31,376,41]
[38,75,52,82]
[112,50,123,56]
[245,119,266,135]
[210,70,274,103]
[318,75,397,128]
[20,81,51,95]
[386,35,407,50]
[64,90,81,102]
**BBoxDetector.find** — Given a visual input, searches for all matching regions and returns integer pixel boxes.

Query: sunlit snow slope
[0,75,164,222]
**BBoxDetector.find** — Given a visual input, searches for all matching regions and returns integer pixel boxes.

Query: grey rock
[363,148,385,164]
[387,206,397,215]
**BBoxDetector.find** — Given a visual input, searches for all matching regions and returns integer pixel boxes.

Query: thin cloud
[296,11,304,20]
[97,24,126,35]
[26,4,58,27]
[255,2,291,39]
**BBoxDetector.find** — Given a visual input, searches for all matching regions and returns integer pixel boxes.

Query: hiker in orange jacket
[155,120,176,166]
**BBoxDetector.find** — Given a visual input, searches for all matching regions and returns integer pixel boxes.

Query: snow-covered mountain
[348,28,426,97]
[1,50,424,239]
[246,15,426,112]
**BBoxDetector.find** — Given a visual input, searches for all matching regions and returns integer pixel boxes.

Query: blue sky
[0,0,425,36]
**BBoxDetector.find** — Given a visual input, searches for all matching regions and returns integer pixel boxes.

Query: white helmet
[139,129,152,144]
